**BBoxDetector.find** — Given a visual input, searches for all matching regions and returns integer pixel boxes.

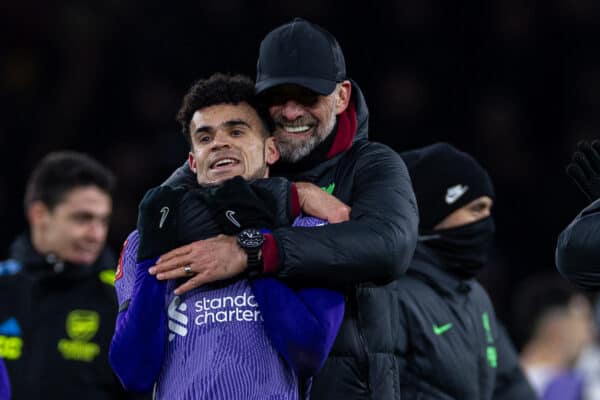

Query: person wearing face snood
[410,142,496,279]
[386,142,536,400]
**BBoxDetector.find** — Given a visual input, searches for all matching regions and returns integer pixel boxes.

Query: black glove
[567,140,600,201]
[198,176,277,235]
[136,185,187,261]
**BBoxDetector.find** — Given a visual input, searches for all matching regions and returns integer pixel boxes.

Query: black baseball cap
[255,18,346,96]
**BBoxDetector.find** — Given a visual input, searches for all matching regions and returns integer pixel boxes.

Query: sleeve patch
[115,238,129,282]
[0,259,22,276]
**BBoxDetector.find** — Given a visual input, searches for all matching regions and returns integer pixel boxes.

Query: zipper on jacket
[351,286,371,392]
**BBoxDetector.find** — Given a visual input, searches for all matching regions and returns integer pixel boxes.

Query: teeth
[283,125,310,133]
[214,159,237,167]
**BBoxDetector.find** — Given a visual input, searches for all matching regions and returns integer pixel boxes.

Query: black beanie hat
[401,142,495,230]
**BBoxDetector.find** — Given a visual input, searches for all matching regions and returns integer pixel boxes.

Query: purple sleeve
[114,231,139,307]
[0,358,9,400]
[542,371,584,400]
[109,231,167,392]
[250,278,344,377]
[250,215,345,377]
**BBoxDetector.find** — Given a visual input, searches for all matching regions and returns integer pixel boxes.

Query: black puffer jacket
[556,199,600,289]
[165,81,419,399]
[272,88,418,400]
[386,244,536,400]
[0,234,136,400]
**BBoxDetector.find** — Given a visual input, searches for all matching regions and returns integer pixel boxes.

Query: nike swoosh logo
[159,207,170,229]
[445,185,469,204]
[433,323,453,336]
[225,210,241,228]
[321,182,335,195]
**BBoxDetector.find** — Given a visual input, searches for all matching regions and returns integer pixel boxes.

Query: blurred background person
[512,273,595,400]
[0,151,136,399]
[388,142,535,399]
[574,295,600,400]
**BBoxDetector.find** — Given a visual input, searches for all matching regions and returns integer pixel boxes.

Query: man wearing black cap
[388,143,535,399]
[149,18,419,399]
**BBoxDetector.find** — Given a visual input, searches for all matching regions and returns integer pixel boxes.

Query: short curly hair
[176,73,273,145]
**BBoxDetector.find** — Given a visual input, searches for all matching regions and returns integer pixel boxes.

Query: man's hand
[567,140,600,201]
[295,182,351,223]
[148,235,247,295]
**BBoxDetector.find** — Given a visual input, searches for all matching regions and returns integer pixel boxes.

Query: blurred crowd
[3,0,600,394]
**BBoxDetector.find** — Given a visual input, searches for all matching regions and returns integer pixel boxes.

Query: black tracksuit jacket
[386,244,536,399]
[164,81,419,399]
[556,198,600,289]
[0,234,134,400]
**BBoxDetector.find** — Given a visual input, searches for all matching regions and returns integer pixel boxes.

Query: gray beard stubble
[277,111,337,163]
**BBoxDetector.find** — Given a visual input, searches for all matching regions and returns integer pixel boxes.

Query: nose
[482,205,492,218]
[211,131,232,150]
[86,220,107,244]
[280,100,305,121]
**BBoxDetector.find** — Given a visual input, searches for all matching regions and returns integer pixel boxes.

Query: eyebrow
[194,119,252,134]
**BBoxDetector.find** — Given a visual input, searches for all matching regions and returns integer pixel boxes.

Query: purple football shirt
[114,215,330,399]
[116,232,298,400]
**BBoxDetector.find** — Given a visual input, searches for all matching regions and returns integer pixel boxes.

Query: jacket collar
[9,233,113,280]
[409,243,475,297]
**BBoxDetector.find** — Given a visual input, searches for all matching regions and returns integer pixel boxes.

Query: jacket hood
[350,79,369,143]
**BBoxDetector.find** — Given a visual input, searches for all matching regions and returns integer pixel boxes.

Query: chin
[208,172,246,185]
[205,177,233,186]
[69,253,99,266]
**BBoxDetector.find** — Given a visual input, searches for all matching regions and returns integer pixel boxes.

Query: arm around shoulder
[271,144,419,285]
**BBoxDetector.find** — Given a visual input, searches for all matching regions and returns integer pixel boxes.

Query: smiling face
[187,102,279,186]
[29,185,112,265]
[262,81,351,162]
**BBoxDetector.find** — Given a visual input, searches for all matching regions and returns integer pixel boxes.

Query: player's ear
[27,201,50,229]
[265,137,280,166]
[188,152,197,173]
